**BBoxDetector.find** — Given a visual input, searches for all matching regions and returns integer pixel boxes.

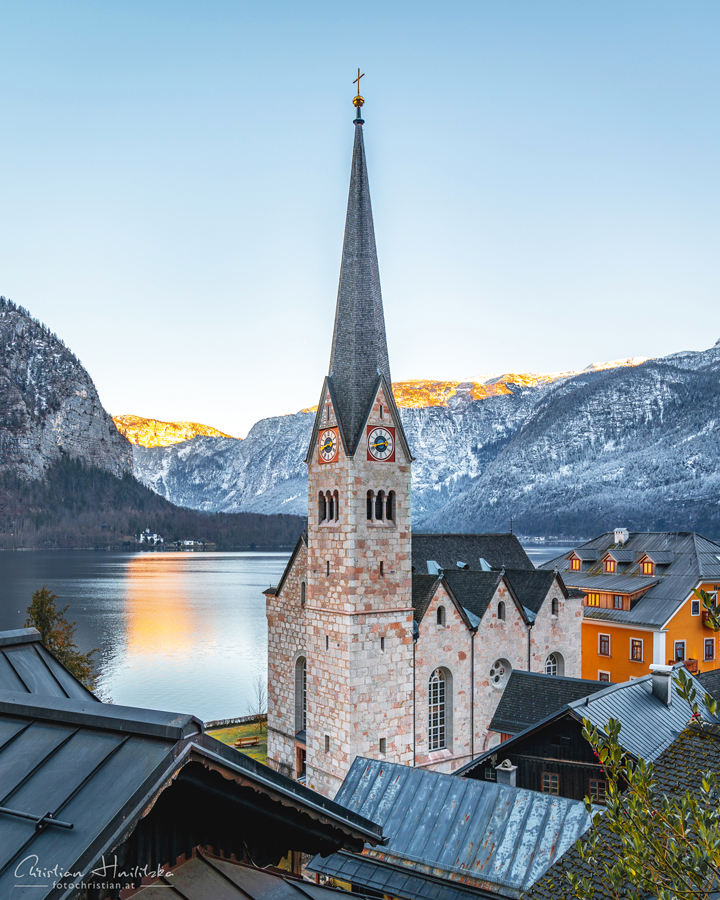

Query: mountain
[129,349,720,538]
[113,415,235,447]
[0,298,304,549]
[0,297,132,479]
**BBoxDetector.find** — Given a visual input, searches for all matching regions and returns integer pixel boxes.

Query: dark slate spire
[327,103,392,454]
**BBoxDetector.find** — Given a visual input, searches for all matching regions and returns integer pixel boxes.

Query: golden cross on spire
[353,69,365,110]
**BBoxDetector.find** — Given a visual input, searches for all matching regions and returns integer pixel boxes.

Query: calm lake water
[0,544,570,721]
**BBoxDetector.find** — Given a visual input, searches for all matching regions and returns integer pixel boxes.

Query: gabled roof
[503,569,565,614]
[603,549,635,563]
[1,687,382,898]
[542,531,720,629]
[308,758,592,900]
[133,848,374,900]
[265,532,308,598]
[441,570,506,624]
[525,722,720,899]
[489,671,610,737]
[0,628,97,701]
[411,574,440,622]
[459,666,717,778]
[325,119,392,455]
[569,549,600,561]
[411,533,533,573]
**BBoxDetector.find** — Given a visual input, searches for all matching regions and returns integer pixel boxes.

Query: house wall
[581,621,654,682]
[266,542,308,778]
[664,581,720,673]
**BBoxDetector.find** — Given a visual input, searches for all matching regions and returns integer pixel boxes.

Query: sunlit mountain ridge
[113,415,236,448]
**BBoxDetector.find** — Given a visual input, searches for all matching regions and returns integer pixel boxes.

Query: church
[265,85,582,798]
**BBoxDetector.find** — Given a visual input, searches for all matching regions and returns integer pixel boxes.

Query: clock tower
[301,87,414,796]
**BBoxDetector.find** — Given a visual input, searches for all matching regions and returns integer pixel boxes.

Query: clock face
[367,426,395,462]
[318,428,338,464]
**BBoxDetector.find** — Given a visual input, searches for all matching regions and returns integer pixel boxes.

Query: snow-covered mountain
[130,341,720,538]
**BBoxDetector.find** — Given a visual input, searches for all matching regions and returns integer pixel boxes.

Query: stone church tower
[266,91,415,798]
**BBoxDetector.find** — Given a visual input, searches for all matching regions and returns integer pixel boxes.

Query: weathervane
[353,68,365,121]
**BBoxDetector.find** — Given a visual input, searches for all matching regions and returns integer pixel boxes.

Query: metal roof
[308,758,592,900]
[641,550,675,565]
[0,690,383,898]
[582,597,683,629]
[560,573,658,594]
[570,549,600,561]
[604,549,635,562]
[0,628,97,702]
[567,669,717,761]
[133,850,375,900]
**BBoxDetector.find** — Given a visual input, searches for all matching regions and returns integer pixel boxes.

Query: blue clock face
[367,427,395,461]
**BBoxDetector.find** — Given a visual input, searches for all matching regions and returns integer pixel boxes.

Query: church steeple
[327,87,392,454]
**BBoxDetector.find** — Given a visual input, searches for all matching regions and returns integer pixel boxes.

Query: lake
[0,544,571,721]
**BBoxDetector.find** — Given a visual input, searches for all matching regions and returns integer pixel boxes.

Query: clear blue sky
[1,1,719,436]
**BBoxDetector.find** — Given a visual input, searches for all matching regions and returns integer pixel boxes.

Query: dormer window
[640,559,655,576]
[570,557,581,571]
[604,559,616,574]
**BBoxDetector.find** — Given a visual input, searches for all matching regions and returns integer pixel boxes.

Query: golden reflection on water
[123,554,210,659]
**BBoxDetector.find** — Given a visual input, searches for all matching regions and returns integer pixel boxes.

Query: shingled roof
[489,671,610,737]
[411,533,533,573]
[525,723,720,899]
[326,118,391,454]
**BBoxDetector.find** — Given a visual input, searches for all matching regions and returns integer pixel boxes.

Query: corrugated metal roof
[309,758,592,900]
[133,850,375,900]
[642,550,675,565]
[568,669,716,761]
[0,628,98,701]
[313,851,499,900]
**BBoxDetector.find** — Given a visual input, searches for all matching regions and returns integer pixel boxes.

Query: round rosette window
[489,658,512,690]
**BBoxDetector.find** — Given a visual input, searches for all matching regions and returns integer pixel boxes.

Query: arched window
[551,597,559,617]
[386,491,395,521]
[545,652,565,676]
[375,490,385,520]
[318,492,326,522]
[300,582,306,608]
[326,491,334,521]
[367,491,374,520]
[437,605,446,626]
[294,656,307,733]
[333,490,339,520]
[497,601,506,621]
[429,668,453,750]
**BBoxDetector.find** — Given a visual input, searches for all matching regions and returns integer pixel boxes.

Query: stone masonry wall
[305,384,414,797]
[266,541,308,777]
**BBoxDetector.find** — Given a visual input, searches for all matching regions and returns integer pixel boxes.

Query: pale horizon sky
[2,2,719,437]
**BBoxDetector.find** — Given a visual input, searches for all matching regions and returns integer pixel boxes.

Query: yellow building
[544,530,720,682]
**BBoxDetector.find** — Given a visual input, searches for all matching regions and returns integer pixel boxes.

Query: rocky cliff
[0,298,132,479]
[131,341,720,539]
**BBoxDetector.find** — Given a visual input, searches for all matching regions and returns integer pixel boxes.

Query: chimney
[495,759,517,787]
[614,527,629,546]
[649,664,673,706]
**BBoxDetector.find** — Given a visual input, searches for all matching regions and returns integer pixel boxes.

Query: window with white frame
[598,671,611,682]
[428,668,450,750]
[705,638,715,661]
[691,599,701,616]
[630,639,643,662]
